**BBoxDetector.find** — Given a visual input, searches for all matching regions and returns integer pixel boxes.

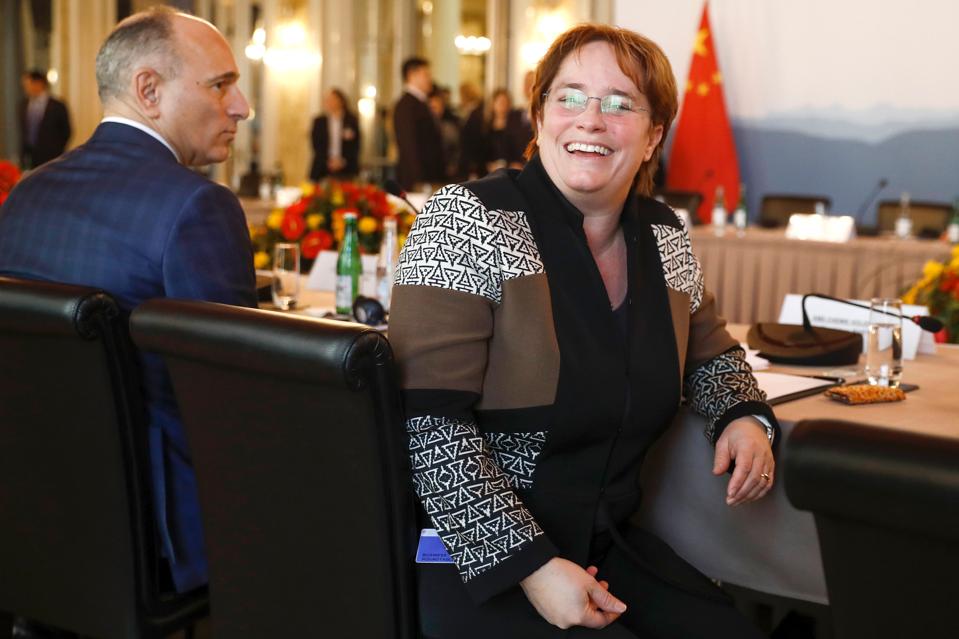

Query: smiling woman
[389,23,776,639]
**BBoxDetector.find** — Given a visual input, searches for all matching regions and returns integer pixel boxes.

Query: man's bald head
[95,6,186,104]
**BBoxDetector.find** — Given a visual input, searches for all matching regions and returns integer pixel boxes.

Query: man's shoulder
[18,139,237,218]
[394,92,415,112]
[395,92,428,114]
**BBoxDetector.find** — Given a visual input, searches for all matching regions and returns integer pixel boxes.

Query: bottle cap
[342,211,358,219]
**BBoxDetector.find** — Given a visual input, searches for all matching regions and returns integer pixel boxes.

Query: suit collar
[93,120,180,163]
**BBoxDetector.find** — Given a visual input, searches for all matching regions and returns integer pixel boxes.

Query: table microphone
[801,293,943,333]
[384,179,421,215]
[747,292,942,366]
[854,177,888,232]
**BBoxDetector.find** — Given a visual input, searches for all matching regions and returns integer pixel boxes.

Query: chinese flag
[666,1,740,223]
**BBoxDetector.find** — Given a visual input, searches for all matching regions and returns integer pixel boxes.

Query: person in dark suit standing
[19,69,72,169]
[0,7,254,595]
[507,69,536,164]
[392,57,445,191]
[310,88,360,182]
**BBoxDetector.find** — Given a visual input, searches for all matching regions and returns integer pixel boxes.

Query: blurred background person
[428,86,461,181]
[481,87,525,174]
[19,69,71,169]
[457,82,485,179]
[457,82,482,121]
[508,70,536,167]
[310,87,360,182]
[393,56,445,191]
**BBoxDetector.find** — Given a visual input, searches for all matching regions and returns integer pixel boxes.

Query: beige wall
[51,0,115,152]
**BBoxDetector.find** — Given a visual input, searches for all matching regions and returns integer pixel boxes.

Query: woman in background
[481,88,524,174]
[309,88,360,182]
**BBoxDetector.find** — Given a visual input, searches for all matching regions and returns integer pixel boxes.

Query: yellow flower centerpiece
[250,179,416,269]
[902,245,959,343]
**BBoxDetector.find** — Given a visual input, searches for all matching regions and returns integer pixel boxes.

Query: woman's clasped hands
[520,557,627,630]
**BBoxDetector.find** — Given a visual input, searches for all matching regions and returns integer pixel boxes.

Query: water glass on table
[272,242,300,310]
[865,297,903,387]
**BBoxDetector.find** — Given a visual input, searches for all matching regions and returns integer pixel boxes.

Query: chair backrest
[131,299,417,638]
[784,419,959,639]
[759,194,831,227]
[654,189,703,223]
[876,199,951,236]
[0,276,204,638]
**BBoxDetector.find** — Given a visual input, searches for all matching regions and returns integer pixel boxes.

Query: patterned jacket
[389,156,776,604]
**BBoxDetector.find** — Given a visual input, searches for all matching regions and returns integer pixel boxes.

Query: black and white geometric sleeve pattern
[406,415,546,582]
[482,431,547,490]
[395,184,544,304]
[651,222,705,313]
[684,348,768,442]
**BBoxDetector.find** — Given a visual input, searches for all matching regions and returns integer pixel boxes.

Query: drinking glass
[864,297,903,387]
[272,243,300,310]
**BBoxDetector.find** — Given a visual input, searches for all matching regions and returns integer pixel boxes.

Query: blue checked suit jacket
[0,122,256,593]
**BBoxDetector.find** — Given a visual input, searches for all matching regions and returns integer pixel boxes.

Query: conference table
[688,226,953,325]
[268,285,958,605]
[635,324,959,605]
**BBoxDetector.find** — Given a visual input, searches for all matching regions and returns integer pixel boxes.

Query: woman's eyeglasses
[543,89,649,116]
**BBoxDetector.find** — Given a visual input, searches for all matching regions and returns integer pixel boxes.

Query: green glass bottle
[336,212,362,315]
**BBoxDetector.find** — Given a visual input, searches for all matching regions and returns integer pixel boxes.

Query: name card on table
[784,213,856,243]
[307,250,378,296]
[778,294,935,360]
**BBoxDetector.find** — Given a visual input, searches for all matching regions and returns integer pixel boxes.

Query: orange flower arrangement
[251,179,415,270]
[902,246,959,343]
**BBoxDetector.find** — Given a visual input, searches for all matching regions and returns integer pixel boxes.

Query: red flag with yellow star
[666,1,740,223]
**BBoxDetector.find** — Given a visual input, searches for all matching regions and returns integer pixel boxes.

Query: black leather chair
[784,419,959,639]
[0,276,207,638]
[876,199,951,237]
[759,193,831,227]
[131,300,417,638]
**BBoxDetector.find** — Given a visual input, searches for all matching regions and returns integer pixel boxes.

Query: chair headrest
[0,276,118,339]
[785,419,959,540]
[131,298,392,389]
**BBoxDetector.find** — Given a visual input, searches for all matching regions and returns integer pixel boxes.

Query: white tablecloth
[635,326,959,604]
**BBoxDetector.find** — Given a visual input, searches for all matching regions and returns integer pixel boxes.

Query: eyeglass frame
[542,88,650,117]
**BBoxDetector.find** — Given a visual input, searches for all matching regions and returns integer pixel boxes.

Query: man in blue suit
[0,7,254,594]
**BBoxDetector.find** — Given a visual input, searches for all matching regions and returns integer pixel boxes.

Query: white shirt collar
[29,93,49,110]
[100,116,181,163]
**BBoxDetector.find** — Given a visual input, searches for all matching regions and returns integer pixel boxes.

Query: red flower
[301,230,333,258]
[281,212,305,240]
[286,198,309,217]
[940,275,958,294]
[0,161,21,206]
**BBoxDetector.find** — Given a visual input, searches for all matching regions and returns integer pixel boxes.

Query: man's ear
[133,68,163,118]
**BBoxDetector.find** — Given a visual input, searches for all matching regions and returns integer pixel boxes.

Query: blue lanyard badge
[415,528,454,564]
